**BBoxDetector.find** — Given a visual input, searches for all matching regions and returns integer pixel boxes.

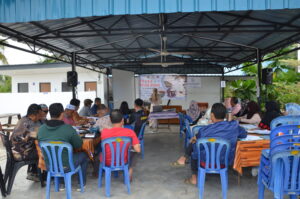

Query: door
[39,83,51,92]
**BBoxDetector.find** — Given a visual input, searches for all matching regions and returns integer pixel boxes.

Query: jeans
[73,152,88,185]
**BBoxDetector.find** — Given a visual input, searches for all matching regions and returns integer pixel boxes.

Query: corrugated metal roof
[1,0,300,23]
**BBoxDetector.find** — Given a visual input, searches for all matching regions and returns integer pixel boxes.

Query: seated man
[70,99,89,125]
[79,99,93,117]
[38,103,88,187]
[172,103,247,185]
[101,110,140,180]
[39,104,49,124]
[91,97,101,116]
[128,98,148,136]
[63,104,76,126]
[10,104,43,181]
[94,104,112,131]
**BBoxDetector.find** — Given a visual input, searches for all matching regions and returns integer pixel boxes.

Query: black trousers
[185,143,198,175]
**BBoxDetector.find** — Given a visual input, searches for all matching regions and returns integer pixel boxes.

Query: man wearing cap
[63,104,76,126]
[39,104,48,124]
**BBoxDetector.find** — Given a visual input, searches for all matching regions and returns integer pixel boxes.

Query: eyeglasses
[43,110,48,114]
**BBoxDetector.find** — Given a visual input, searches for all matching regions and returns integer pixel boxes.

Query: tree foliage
[225,44,300,106]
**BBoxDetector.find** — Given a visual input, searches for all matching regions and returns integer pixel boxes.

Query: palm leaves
[0,44,8,64]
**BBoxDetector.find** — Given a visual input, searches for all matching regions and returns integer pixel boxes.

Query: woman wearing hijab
[149,88,162,129]
[186,100,201,122]
[238,101,261,124]
[259,101,282,130]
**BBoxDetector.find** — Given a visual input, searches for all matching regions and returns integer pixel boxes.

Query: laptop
[152,105,163,113]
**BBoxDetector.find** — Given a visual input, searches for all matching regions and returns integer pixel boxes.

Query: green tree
[225,44,300,107]
[0,44,8,64]
[0,44,11,92]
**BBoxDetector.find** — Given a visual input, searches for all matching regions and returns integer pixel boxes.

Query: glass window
[17,83,29,93]
[62,82,72,92]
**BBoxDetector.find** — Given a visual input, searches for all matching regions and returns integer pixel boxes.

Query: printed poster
[140,75,187,100]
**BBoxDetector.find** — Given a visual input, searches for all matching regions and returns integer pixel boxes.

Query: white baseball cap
[66,104,76,110]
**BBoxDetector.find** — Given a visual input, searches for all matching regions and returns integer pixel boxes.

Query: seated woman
[237,101,261,124]
[259,101,282,130]
[119,101,132,124]
[186,100,203,125]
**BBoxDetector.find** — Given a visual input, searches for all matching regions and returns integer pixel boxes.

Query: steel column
[71,52,77,99]
[257,49,262,105]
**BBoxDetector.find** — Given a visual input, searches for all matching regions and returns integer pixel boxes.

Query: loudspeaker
[67,71,78,87]
[262,68,273,85]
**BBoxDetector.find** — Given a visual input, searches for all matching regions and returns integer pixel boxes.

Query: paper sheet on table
[239,124,258,130]
[241,135,263,141]
[85,133,95,138]
[247,129,270,135]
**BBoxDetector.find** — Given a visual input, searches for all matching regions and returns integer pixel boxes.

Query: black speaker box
[67,71,78,87]
[262,68,273,85]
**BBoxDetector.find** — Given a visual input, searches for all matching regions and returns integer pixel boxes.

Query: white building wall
[135,76,221,109]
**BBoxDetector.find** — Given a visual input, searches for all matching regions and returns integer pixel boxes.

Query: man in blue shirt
[90,97,101,116]
[172,103,247,185]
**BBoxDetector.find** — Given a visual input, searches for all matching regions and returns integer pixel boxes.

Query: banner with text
[140,75,187,100]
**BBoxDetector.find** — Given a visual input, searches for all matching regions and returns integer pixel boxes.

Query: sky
[0,37,45,65]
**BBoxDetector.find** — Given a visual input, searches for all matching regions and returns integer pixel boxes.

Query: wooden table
[35,136,101,171]
[233,138,270,183]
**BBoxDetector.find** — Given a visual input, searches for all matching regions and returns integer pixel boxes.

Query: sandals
[170,161,185,167]
[184,178,196,186]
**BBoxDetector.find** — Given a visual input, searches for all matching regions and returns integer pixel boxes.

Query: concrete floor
[1,125,275,199]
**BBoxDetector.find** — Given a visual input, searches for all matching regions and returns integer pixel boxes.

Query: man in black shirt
[129,98,148,136]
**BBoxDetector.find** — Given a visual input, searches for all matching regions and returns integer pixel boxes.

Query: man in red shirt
[101,110,141,180]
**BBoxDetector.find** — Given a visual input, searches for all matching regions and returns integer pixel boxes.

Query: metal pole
[71,52,77,99]
[106,68,110,106]
[221,69,225,102]
[257,49,262,105]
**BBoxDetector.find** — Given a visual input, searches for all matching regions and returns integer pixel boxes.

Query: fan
[143,36,195,67]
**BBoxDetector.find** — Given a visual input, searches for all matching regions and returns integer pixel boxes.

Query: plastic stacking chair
[184,119,194,148]
[258,149,300,199]
[124,125,134,130]
[270,115,300,130]
[261,125,300,163]
[192,125,205,136]
[196,138,230,199]
[138,122,147,159]
[98,137,132,197]
[270,125,300,140]
[178,113,186,138]
[0,131,40,195]
[40,141,84,199]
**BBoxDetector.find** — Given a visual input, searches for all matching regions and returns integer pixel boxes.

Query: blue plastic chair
[196,138,230,199]
[178,113,186,138]
[184,119,194,148]
[98,137,132,197]
[138,122,147,159]
[124,125,134,130]
[270,125,300,140]
[40,141,84,199]
[192,125,205,136]
[258,149,300,199]
[270,115,300,130]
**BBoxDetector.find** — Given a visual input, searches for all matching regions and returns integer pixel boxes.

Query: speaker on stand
[262,68,273,102]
